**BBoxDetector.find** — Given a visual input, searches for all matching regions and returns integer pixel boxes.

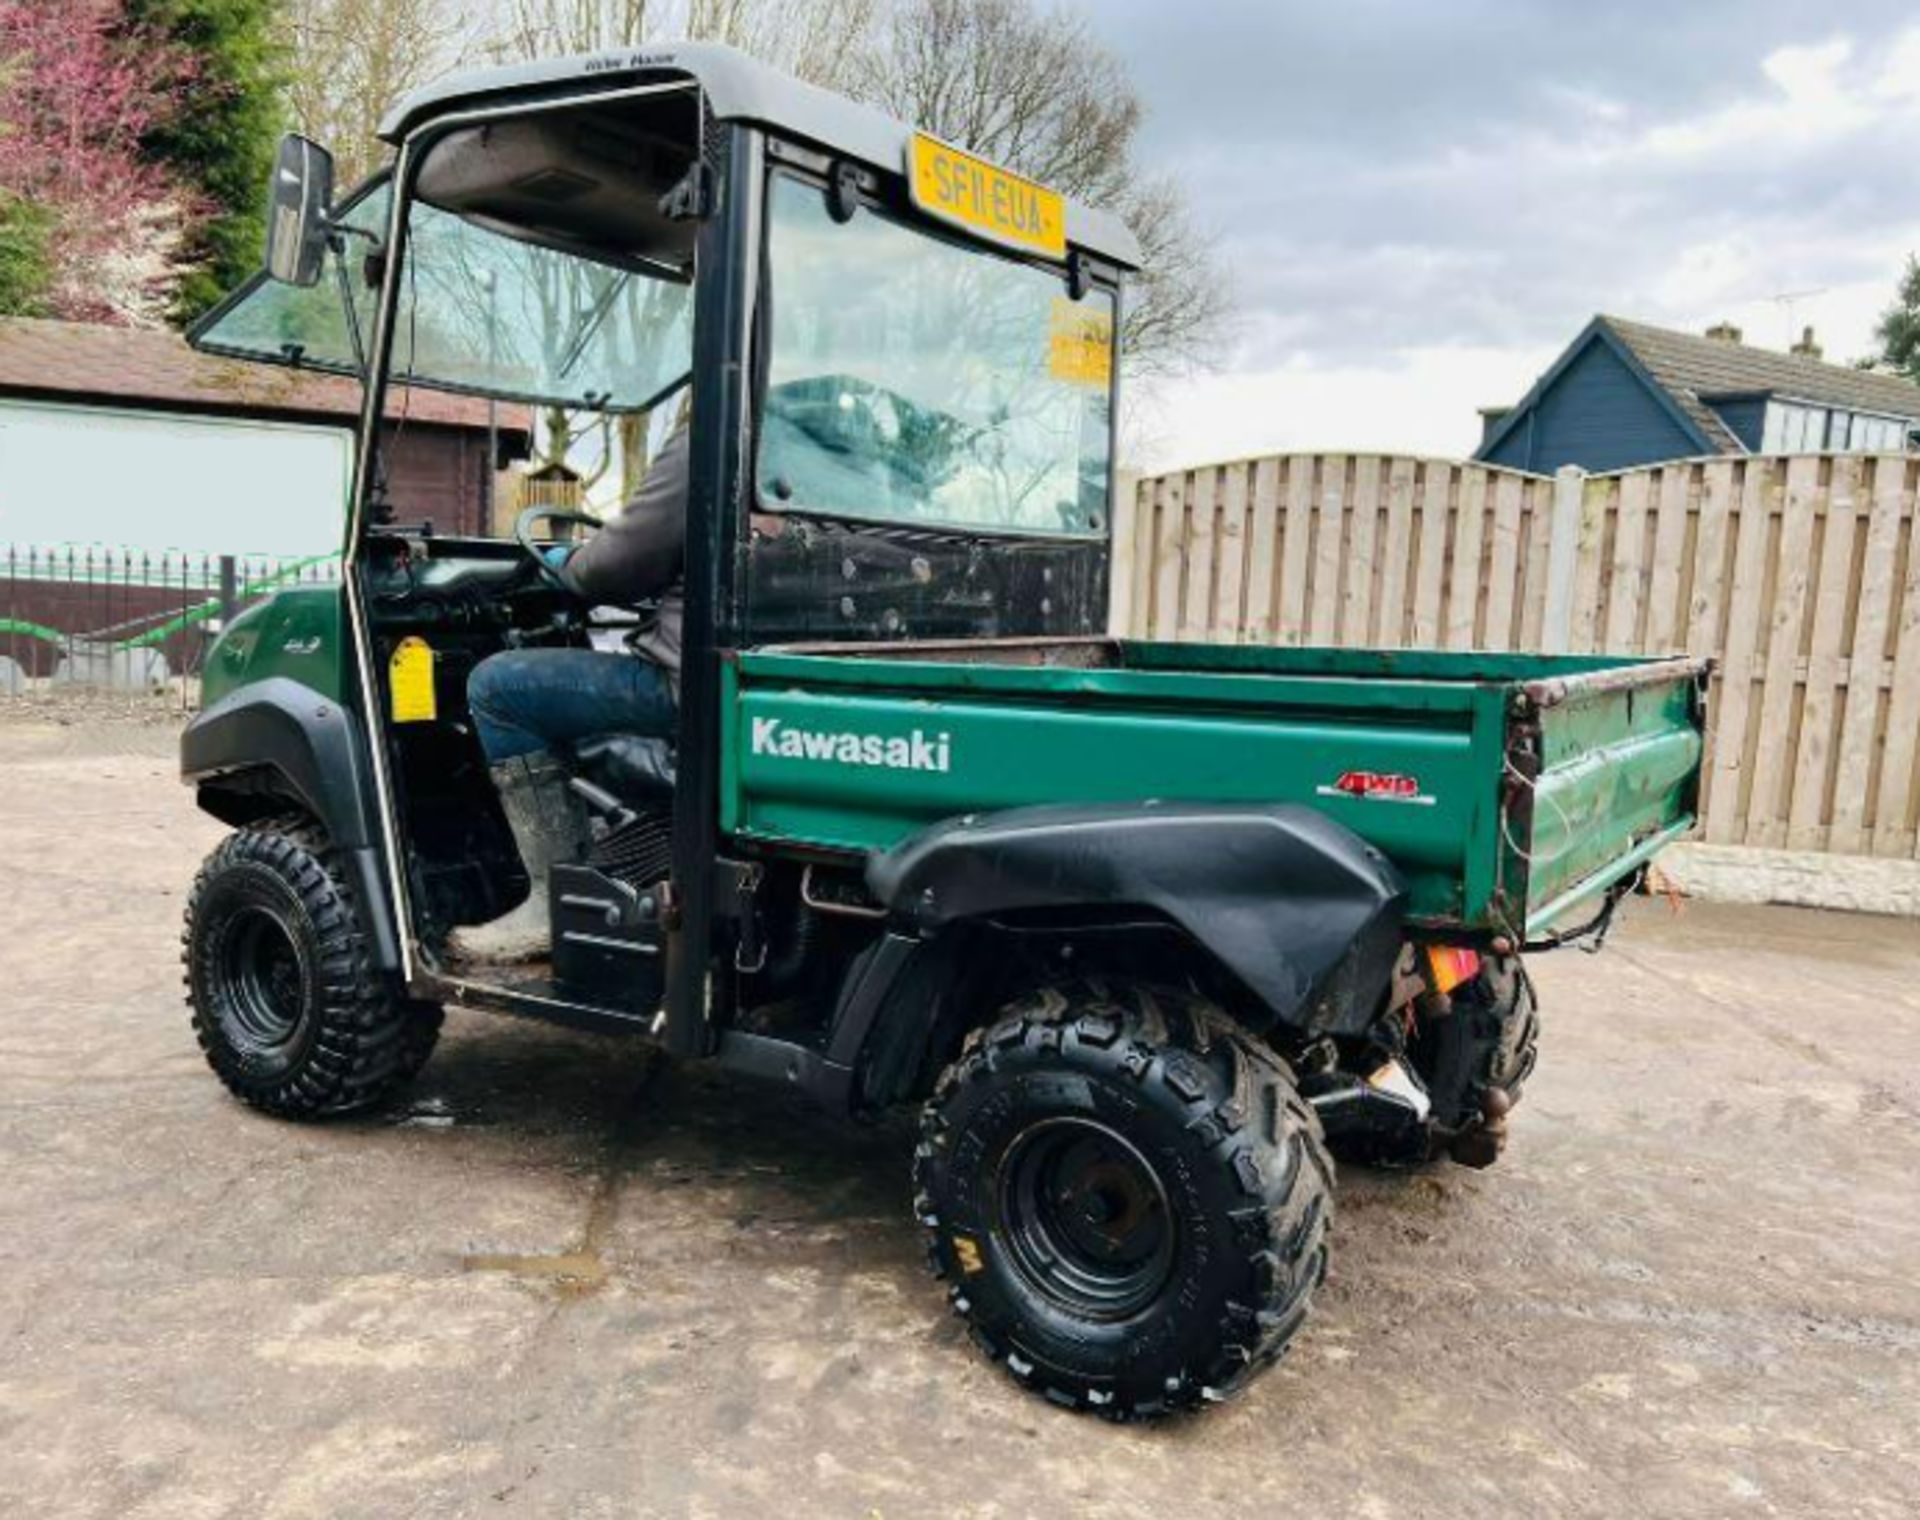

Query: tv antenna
[1767,288,1828,346]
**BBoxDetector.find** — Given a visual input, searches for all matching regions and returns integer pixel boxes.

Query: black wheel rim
[219,906,308,1052]
[995,1117,1176,1322]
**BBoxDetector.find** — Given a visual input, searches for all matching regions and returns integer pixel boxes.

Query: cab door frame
[333,87,761,1037]
[663,120,763,1057]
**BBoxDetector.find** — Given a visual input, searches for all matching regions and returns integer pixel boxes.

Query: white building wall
[0,397,352,559]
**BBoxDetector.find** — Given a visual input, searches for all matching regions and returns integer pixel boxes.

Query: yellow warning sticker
[952,1234,985,1275]
[389,636,437,723]
[1048,298,1114,387]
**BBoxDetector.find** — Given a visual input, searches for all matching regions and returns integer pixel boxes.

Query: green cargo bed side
[720,640,1707,937]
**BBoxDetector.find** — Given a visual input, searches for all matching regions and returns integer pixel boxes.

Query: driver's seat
[571,731,676,804]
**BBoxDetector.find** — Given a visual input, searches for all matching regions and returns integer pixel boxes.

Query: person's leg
[453,650,675,963]
[468,648,675,763]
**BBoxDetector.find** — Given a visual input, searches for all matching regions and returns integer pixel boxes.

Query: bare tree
[687,0,878,92]
[476,0,879,493]
[283,0,470,183]
[480,0,876,106]
[293,0,1218,367]
[844,0,1224,376]
[286,0,1210,490]
[483,0,818,64]
[484,0,656,61]
[1113,174,1224,380]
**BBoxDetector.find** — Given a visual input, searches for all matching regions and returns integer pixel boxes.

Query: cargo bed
[721,639,1709,939]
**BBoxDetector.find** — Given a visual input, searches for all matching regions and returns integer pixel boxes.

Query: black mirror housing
[265,134,336,287]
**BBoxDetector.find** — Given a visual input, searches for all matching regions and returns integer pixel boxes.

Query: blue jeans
[467,648,676,763]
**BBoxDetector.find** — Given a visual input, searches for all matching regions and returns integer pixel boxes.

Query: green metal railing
[2,543,340,697]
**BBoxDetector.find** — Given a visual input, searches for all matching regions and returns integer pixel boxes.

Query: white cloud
[1870,27,1920,103]
[1644,35,1873,156]
[1761,37,1853,102]
[1126,344,1561,474]
[1119,18,1920,471]
[1650,238,1766,314]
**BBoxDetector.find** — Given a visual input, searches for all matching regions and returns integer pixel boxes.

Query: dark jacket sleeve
[561,424,689,605]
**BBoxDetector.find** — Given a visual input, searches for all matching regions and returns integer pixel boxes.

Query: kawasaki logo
[750,717,951,773]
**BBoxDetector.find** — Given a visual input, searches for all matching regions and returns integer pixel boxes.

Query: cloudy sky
[1103,1,1920,470]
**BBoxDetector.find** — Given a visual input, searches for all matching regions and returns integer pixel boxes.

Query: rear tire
[914,981,1333,1419]
[1472,955,1539,1107]
[1409,953,1539,1167]
[1448,954,1539,1112]
[183,825,436,1119]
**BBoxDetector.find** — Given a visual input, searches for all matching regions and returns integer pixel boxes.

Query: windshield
[194,181,694,414]
[758,174,1114,537]
[192,178,388,372]
[390,200,692,411]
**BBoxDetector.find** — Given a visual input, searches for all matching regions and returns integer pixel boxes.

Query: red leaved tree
[0,0,202,326]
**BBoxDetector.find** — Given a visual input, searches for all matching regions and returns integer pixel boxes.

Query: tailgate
[1510,657,1709,937]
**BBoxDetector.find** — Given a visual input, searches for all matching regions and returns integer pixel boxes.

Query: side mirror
[264,134,336,287]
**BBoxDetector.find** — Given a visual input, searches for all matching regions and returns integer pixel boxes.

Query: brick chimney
[1704,321,1743,344]
[1791,325,1823,360]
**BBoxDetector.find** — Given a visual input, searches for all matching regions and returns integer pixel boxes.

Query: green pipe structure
[0,618,67,647]
[2,555,335,653]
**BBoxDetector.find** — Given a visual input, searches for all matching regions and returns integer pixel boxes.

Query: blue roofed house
[1475,316,1920,474]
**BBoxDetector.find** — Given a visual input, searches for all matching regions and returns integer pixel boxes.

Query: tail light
[1424,945,1481,996]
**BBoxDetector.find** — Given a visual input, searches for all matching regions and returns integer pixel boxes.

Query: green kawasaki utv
[179,43,1708,1417]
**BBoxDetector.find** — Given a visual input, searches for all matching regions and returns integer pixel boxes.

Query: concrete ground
[2,700,1917,1520]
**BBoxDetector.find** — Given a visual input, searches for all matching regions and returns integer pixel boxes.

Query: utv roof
[378,40,1142,269]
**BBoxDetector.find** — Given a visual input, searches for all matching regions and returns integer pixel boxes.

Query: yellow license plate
[909,134,1066,260]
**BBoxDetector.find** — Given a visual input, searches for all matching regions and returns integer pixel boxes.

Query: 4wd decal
[751,717,952,774]
[1316,769,1436,806]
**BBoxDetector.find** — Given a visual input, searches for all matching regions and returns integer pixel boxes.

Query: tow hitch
[1302,943,1531,1169]
[1304,1056,1434,1167]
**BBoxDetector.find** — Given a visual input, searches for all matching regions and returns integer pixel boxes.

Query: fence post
[217,555,237,628]
[1540,465,1585,654]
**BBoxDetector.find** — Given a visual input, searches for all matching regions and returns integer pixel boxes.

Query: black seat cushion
[572,733,677,802]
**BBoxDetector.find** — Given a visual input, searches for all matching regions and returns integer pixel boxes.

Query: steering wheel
[514,506,603,593]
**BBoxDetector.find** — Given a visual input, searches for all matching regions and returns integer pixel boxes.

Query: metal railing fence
[1,543,340,708]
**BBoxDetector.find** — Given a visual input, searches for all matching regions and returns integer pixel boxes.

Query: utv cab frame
[179,42,1708,1419]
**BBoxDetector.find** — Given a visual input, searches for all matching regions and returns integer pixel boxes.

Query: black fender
[181,678,400,970]
[864,801,1407,1041]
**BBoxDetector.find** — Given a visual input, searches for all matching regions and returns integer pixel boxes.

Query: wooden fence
[1113,452,1920,859]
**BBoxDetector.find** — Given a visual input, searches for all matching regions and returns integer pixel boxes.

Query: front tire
[914,982,1333,1418]
[183,826,435,1118]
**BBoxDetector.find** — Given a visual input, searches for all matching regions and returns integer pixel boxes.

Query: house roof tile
[0,317,531,440]
[1600,316,1920,448]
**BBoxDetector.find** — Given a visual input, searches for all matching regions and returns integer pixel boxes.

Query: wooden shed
[0,317,531,539]
[0,318,533,683]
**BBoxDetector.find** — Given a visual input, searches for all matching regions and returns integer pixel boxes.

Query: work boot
[447,752,590,964]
